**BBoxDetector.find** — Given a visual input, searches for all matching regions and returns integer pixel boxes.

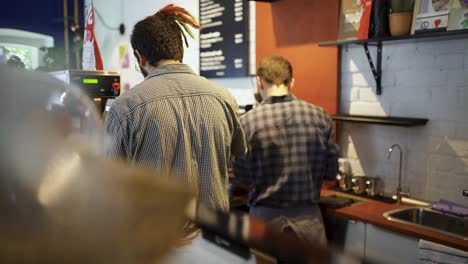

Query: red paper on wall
[358,0,373,39]
[82,0,103,70]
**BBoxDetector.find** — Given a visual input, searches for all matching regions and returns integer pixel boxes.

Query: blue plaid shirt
[232,94,338,208]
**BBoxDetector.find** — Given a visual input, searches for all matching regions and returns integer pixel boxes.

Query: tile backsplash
[339,39,468,206]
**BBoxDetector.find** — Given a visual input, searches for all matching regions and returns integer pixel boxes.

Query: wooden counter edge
[321,189,468,252]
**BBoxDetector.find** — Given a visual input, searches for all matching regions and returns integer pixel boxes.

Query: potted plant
[389,0,415,36]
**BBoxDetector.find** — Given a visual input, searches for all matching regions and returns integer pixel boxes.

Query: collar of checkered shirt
[262,94,296,105]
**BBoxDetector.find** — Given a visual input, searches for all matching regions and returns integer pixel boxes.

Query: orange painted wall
[256,0,339,114]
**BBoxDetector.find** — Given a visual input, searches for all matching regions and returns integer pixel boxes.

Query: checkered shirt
[232,94,338,208]
[104,64,247,212]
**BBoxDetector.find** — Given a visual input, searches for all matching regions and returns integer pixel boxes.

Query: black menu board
[199,0,249,78]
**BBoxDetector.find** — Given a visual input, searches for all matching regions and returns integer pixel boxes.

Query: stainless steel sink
[383,207,468,240]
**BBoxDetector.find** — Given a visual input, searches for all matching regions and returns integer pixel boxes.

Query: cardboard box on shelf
[338,0,364,41]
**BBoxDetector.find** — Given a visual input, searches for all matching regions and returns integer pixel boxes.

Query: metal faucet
[388,144,403,204]
[463,189,468,197]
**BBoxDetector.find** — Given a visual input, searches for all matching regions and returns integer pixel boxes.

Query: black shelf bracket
[319,30,468,97]
[363,41,382,95]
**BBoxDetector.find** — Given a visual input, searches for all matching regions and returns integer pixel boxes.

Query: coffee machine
[49,70,120,117]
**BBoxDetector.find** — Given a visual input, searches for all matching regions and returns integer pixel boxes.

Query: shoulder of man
[238,103,267,134]
[199,76,239,108]
[106,82,148,124]
[296,98,333,119]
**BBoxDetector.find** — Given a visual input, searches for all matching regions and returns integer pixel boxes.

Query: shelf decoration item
[447,0,468,30]
[414,0,451,33]
[411,0,421,34]
[358,0,374,39]
[389,0,415,36]
[338,0,364,40]
[371,0,390,38]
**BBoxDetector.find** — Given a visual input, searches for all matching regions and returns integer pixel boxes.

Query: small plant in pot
[389,0,415,36]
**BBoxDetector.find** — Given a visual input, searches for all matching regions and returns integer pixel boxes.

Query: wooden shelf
[332,114,428,127]
[319,29,468,47]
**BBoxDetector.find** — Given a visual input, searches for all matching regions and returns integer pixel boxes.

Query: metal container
[337,173,353,191]
[365,177,381,197]
[352,176,367,195]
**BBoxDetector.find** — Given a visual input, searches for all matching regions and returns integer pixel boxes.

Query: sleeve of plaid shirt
[104,109,128,160]
[231,116,252,190]
[231,150,252,188]
[228,104,248,158]
[324,121,339,181]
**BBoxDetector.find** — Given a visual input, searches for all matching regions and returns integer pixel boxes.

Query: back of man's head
[131,13,184,66]
[131,5,200,67]
[257,56,293,87]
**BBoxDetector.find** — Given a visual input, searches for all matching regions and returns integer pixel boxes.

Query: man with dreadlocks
[104,5,247,212]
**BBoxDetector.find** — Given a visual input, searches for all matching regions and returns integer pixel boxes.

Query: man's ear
[289,78,295,92]
[256,76,263,91]
[134,49,147,66]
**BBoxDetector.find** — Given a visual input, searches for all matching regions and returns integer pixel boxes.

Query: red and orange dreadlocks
[158,4,201,48]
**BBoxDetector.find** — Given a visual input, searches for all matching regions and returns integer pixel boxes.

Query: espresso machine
[49,69,121,117]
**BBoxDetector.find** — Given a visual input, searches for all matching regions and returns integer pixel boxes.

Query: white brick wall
[339,39,468,206]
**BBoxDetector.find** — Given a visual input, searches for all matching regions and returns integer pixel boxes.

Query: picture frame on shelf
[414,0,451,34]
[338,0,364,41]
[410,0,421,34]
[447,0,468,30]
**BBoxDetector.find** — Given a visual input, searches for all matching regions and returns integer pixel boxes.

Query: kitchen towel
[432,199,468,217]
[419,239,468,264]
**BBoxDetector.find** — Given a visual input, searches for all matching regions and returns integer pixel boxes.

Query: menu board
[199,0,249,78]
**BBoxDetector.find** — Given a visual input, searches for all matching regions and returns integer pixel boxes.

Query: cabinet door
[324,214,365,262]
[365,224,419,264]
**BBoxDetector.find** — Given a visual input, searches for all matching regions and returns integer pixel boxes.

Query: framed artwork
[413,0,452,33]
[338,0,364,40]
[447,0,468,30]
[411,0,422,34]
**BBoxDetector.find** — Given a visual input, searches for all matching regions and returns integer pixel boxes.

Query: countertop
[320,188,468,252]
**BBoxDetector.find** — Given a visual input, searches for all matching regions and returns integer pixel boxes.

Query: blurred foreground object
[0,65,193,263]
[189,202,366,264]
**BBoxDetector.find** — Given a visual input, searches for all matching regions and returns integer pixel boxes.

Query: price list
[199,0,249,78]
